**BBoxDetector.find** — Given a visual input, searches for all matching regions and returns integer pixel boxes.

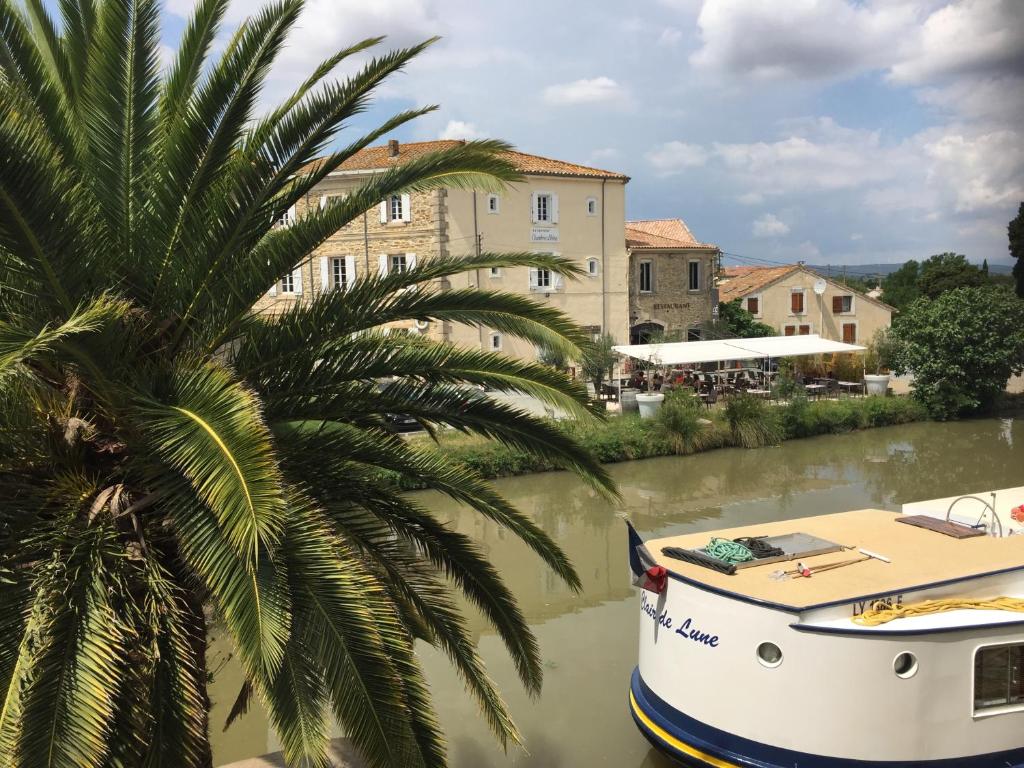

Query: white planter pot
[864,374,890,397]
[636,392,665,419]
[620,388,640,413]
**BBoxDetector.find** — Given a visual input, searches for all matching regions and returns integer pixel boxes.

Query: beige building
[625,219,719,343]
[717,264,895,344]
[255,139,631,361]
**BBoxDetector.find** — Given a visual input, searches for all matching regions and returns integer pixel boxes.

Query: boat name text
[851,593,904,617]
[641,593,719,648]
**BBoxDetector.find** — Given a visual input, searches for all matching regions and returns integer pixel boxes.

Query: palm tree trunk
[185,590,215,768]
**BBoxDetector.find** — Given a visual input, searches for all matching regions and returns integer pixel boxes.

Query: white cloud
[542,76,625,105]
[645,141,708,176]
[736,192,764,205]
[921,128,1024,212]
[850,233,864,241]
[796,240,822,260]
[589,147,620,165]
[658,27,683,46]
[439,120,484,140]
[752,213,790,238]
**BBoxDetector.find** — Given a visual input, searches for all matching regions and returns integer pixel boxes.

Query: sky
[157,0,1023,270]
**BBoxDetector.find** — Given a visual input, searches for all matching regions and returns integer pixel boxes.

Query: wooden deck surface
[649,509,1024,610]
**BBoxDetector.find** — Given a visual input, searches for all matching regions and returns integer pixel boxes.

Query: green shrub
[781,392,815,438]
[724,393,784,448]
[654,390,719,454]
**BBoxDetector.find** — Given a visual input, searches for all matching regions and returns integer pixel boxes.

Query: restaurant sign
[653,303,691,310]
[531,227,559,242]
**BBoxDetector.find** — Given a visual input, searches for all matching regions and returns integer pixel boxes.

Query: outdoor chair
[704,386,718,410]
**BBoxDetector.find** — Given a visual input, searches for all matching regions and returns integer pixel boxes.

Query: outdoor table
[747,388,771,399]
[838,381,865,397]
[804,383,826,400]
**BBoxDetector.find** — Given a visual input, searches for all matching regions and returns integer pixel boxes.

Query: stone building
[625,219,720,343]
[717,264,895,343]
[255,139,631,361]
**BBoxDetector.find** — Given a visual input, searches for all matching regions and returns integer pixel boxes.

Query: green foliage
[881,260,921,312]
[891,286,1024,419]
[654,390,720,455]
[717,299,775,338]
[723,393,784,448]
[917,252,986,299]
[580,333,618,395]
[1010,202,1024,298]
[537,345,568,371]
[0,3,619,766]
[863,328,898,374]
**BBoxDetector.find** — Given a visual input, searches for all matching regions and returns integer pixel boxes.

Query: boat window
[893,652,918,679]
[974,644,1024,713]
[756,642,783,668]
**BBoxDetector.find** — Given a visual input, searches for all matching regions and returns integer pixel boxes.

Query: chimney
[388,139,400,157]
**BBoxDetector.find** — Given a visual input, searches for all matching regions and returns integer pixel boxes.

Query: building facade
[717,265,895,344]
[625,219,720,343]
[255,139,631,361]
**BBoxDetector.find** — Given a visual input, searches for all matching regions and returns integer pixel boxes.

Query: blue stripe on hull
[629,667,1024,767]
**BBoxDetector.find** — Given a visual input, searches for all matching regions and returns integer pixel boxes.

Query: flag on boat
[625,518,667,594]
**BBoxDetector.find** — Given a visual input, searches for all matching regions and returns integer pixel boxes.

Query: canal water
[210,417,1023,766]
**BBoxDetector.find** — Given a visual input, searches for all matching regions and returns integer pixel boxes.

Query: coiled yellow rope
[853,597,1024,626]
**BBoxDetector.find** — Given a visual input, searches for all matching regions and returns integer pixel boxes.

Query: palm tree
[0,1,617,766]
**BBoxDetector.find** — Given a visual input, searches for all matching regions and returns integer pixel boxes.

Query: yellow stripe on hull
[629,691,739,768]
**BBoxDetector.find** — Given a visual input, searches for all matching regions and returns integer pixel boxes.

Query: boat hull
[629,667,1024,767]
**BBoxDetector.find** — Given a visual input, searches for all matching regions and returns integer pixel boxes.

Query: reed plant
[723,393,785,448]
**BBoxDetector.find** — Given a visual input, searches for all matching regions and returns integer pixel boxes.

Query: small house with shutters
[717,264,894,345]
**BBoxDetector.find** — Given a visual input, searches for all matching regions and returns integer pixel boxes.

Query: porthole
[756,642,783,668]
[894,652,918,679]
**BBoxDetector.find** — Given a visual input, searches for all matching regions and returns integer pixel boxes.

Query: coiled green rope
[702,537,755,564]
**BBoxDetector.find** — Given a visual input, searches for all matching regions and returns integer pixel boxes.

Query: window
[974,644,1024,714]
[319,193,347,210]
[280,271,294,293]
[389,195,403,221]
[531,268,552,290]
[799,324,811,335]
[784,325,796,336]
[330,257,347,290]
[489,267,502,278]
[490,332,502,351]
[586,197,598,216]
[688,260,701,291]
[832,295,854,314]
[277,204,296,228]
[389,253,408,273]
[587,258,600,277]
[639,261,653,293]
[487,194,500,214]
[790,289,805,315]
[783,324,811,336]
[842,322,857,344]
[535,193,551,222]
[687,327,703,341]
[746,296,760,316]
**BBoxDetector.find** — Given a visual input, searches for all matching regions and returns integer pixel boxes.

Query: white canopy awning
[612,334,865,366]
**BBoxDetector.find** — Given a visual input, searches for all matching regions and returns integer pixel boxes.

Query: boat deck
[649,509,1024,610]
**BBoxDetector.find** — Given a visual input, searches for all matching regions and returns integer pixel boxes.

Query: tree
[716,299,775,338]
[880,260,920,312]
[917,252,986,299]
[1010,202,1024,298]
[890,287,1024,419]
[0,3,617,767]
[581,333,618,398]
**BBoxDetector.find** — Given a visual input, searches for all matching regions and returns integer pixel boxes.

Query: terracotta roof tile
[717,264,799,303]
[299,140,629,180]
[625,218,717,250]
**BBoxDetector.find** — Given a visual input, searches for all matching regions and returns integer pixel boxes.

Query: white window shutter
[531,192,539,223]
[319,195,327,210]
[319,256,329,290]
[379,201,387,224]
[406,252,417,270]
[344,255,356,289]
[553,272,564,291]
[401,194,411,222]
[378,254,388,276]
[292,266,303,294]
[528,266,539,289]
[287,204,296,224]
[269,281,277,296]
[550,195,559,224]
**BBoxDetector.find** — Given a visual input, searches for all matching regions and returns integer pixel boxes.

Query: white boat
[627,486,1024,766]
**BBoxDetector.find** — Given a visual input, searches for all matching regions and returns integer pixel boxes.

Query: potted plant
[581,334,618,411]
[863,328,895,396]
[635,351,665,419]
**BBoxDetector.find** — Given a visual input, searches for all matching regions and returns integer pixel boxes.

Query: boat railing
[946,493,1003,537]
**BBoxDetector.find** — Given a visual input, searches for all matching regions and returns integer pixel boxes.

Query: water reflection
[210,418,1022,767]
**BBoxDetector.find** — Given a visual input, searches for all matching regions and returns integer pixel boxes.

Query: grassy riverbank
[404,395,930,484]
